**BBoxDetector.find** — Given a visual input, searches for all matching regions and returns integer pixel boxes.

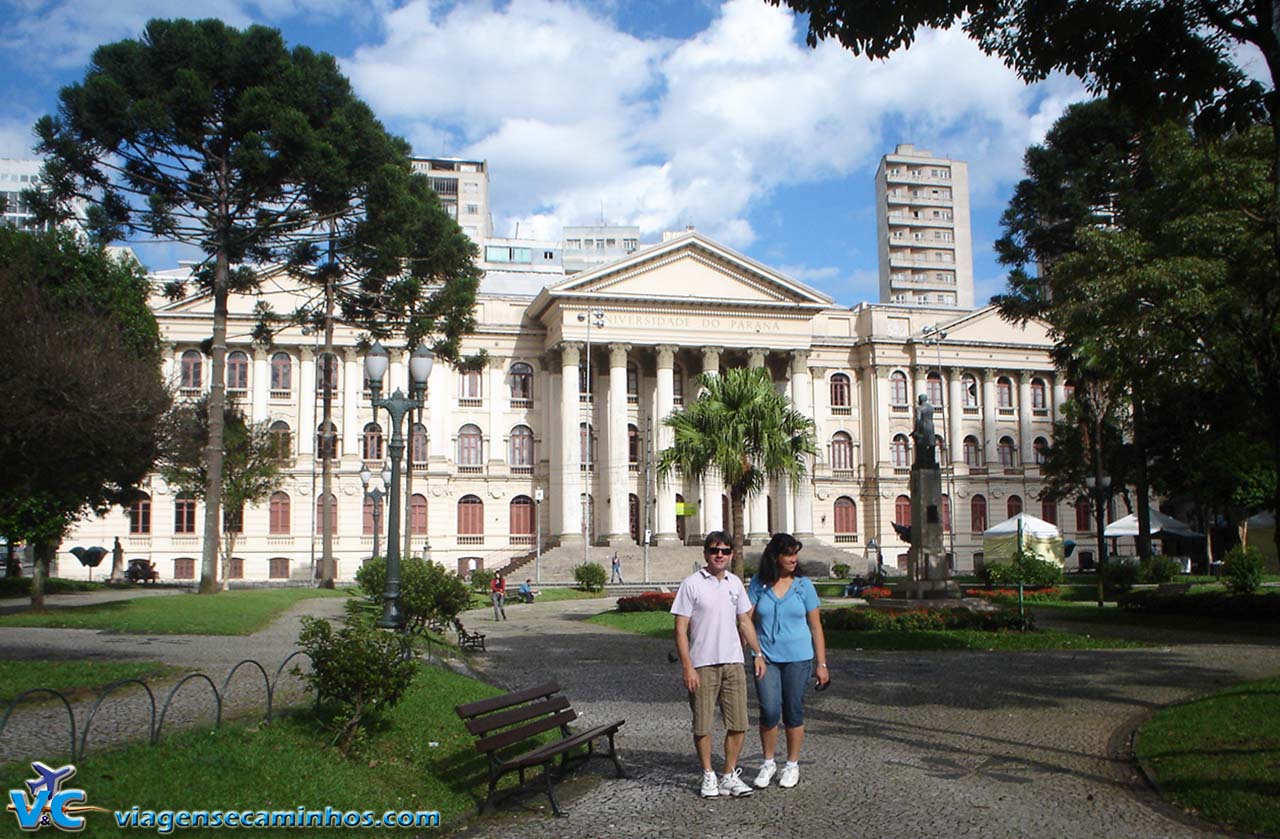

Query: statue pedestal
[891,462,960,600]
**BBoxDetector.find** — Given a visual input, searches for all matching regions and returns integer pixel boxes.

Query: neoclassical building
[59,231,1086,582]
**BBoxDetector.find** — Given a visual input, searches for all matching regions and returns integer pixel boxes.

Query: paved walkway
[451,599,1280,839]
[0,593,347,764]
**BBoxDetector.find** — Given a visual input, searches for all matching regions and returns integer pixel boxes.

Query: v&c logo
[7,761,106,832]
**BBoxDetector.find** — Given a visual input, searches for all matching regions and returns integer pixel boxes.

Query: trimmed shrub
[355,556,473,631]
[831,563,851,579]
[573,561,607,592]
[861,586,893,601]
[820,606,1032,633]
[469,569,495,594]
[964,587,1060,604]
[297,615,416,754]
[617,591,677,612]
[1103,558,1140,594]
[1223,545,1265,594]
[982,554,1064,589]
[1140,555,1181,584]
[1118,588,1280,619]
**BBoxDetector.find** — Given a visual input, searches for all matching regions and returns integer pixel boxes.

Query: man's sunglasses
[706,547,732,556]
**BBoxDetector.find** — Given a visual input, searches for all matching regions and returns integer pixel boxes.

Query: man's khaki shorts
[688,662,748,735]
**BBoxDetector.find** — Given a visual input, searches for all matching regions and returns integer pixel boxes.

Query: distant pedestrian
[610,550,624,584]
[490,572,508,621]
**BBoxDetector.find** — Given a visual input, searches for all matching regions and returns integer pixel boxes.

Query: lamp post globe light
[365,342,433,629]
[360,463,392,561]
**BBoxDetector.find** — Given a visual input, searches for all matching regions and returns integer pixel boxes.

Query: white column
[489,356,506,467]
[298,347,315,456]
[557,343,583,543]
[1052,377,1069,423]
[1017,371,1034,466]
[251,348,269,422]
[342,348,360,459]
[701,346,723,535]
[981,368,997,466]
[875,367,892,466]
[606,343,632,544]
[948,371,963,466]
[427,359,448,462]
[654,345,679,544]
[161,343,177,388]
[791,351,814,537]
[747,348,770,542]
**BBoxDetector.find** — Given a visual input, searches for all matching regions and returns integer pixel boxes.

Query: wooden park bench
[453,618,487,651]
[455,681,626,817]
[1155,582,1193,596]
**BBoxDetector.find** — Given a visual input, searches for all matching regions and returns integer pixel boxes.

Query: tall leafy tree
[0,228,167,609]
[656,367,816,578]
[34,19,479,593]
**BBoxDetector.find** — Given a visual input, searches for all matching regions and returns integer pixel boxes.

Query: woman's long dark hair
[756,533,804,585]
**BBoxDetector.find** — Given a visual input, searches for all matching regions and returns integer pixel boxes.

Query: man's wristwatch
[816,663,828,668]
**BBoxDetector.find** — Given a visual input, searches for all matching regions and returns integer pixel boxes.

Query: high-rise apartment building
[875,145,974,308]
[1,159,46,229]
[561,224,640,274]
[409,156,492,245]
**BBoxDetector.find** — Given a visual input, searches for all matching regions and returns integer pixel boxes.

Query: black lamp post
[364,342,433,629]
[360,463,392,561]
[1086,472,1111,608]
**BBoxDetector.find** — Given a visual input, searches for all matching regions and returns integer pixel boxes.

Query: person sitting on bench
[518,579,540,603]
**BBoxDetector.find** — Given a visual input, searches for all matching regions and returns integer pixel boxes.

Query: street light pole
[364,343,433,630]
[534,486,544,584]
[921,325,957,570]
[578,309,604,569]
[360,464,392,560]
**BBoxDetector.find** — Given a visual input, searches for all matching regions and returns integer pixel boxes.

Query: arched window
[830,432,854,470]
[941,493,951,532]
[627,363,640,404]
[316,421,340,459]
[410,494,428,535]
[270,352,291,395]
[509,362,533,403]
[830,373,851,410]
[226,350,249,393]
[1033,436,1049,465]
[895,494,912,527]
[963,435,983,466]
[509,424,534,468]
[962,373,979,408]
[315,492,338,534]
[362,495,380,536]
[458,495,483,535]
[926,371,943,407]
[891,434,910,468]
[317,353,339,394]
[460,369,482,401]
[834,496,857,536]
[628,424,641,469]
[410,423,428,466]
[509,495,533,535]
[128,493,151,535]
[457,424,483,466]
[890,370,909,406]
[971,494,987,533]
[362,422,384,462]
[1075,497,1092,531]
[998,436,1016,467]
[180,350,202,391]
[1031,377,1047,411]
[1040,499,1057,525]
[673,365,685,405]
[1007,494,1023,518]
[269,491,290,535]
[174,493,196,534]
[997,376,1013,408]
[269,421,291,462]
[580,422,595,469]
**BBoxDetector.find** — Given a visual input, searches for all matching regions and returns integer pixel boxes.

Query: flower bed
[616,591,677,612]
[821,606,1032,632]
[964,587,1060,603]
[861,586,893,600]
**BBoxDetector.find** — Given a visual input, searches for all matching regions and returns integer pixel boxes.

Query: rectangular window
[464,204,479,215]
[269,558,290,579]
[174,558,195,579]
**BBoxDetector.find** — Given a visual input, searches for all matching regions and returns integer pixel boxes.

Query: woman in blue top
[746,533,829,789]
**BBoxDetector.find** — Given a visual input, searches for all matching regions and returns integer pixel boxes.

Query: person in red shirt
[490,572,508,621]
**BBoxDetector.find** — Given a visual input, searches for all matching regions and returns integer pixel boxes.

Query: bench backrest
[456,682,576,754]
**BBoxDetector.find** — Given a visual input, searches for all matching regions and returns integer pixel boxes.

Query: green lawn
[0,576,115,599]
[1032,602,1280,640]
[1136,676,1280,835]
[586,609,1148,651]
[0,660,179,704]
[0,588,347,635]
[1,666,511,837]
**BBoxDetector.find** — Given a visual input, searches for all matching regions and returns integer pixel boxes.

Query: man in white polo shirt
[672,530,766,798]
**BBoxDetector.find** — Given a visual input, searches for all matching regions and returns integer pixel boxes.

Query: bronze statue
[912,393,937,468]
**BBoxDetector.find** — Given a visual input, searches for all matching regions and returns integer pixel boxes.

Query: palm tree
[656,367,817,578]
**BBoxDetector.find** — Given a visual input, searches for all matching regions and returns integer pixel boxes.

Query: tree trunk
[1092,414,1110,608]
[30,540,51,611]
[199,246,230,595]
[221,529,237,592]
[319,258,336,589]
[730,488,747,579]
[1132,398,1153,564]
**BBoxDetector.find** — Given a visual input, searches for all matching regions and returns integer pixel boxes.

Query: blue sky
[0,0,1086,307]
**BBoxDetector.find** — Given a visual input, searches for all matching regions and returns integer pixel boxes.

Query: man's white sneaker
[718,768,754,797]
[753,762,776,788]
[779,763,800,788]
[700,771,720,798]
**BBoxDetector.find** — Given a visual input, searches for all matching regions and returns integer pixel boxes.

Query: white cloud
[0,115,41,158]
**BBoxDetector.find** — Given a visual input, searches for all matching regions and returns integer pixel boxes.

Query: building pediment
[927,305,1055,348]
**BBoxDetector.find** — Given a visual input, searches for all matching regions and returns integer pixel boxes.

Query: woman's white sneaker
[753,761,777,788]
[779,763,800,788]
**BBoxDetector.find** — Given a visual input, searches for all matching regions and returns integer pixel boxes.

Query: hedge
[617,591,677,612]
[820,606,1032,632]
[1117,589,1280,620]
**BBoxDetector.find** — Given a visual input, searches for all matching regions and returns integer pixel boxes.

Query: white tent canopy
[982,513,1065,566]
[1104,510,1202,539]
